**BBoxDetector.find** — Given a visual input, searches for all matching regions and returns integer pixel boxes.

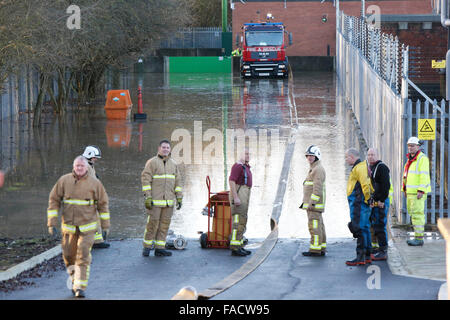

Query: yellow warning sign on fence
[431,60,446,69]
[418,119,436,140]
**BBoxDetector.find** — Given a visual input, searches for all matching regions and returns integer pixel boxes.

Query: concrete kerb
[0,245,62,282]
[387,212,448,300]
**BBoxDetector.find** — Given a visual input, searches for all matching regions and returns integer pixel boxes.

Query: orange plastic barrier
[105,120,132,148]
[104,90,133,120]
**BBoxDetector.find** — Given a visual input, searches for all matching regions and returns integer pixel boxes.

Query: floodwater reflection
[0,71,364,241]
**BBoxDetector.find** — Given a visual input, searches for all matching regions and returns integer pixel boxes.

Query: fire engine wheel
[200,233,208,249]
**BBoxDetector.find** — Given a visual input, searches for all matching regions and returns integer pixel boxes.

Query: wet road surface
[0,238,443,300]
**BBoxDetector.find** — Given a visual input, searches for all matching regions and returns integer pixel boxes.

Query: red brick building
[231,0,435,56]
[379,14,447,98]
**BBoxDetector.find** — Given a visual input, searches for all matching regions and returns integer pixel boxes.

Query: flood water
[0,71,364,241]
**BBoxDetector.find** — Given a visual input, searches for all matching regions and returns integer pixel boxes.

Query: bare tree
[0,0,193,125]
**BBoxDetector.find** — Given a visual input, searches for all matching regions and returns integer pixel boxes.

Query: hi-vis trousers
[143,206,174,250]
[230,185,251,250]
[62,227,95,291]
[307,209,327,253]
[406,194,426,241]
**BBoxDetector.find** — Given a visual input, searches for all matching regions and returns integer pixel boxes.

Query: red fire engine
[237,22,292,78]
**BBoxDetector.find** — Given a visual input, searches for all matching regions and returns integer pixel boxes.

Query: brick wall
[382,22,447,87]
[232,0,434,56]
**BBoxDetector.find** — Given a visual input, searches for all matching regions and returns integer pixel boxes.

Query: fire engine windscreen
[245,31,283,46]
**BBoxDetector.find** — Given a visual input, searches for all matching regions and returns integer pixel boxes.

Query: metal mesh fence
[339,12,408,95]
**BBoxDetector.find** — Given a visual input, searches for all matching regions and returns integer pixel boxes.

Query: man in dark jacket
[367,148,391,261]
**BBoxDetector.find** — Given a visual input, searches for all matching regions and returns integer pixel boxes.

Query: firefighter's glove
[102,229,110,240]
[176,199,182,210]
[145,197,153,210]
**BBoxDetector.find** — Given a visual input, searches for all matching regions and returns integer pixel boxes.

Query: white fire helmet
[82,145,102,160]
[305,145,321,160]
[407,136,420,145]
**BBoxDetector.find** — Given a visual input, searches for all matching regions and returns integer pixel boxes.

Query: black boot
[155,249,172,256]
[231,248,247,256]
[142,247,151,257]
[372,247,388,261]
[345,251,365,266]
[302,251,322,257]
[241,248,252,255]
[75,289,85,298]
[92,242,110,249]
[365,251,372,264]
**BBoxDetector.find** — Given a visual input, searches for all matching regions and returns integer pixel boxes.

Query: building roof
[377,14,441,23]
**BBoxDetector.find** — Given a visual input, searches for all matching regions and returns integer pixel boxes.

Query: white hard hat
[305,145,321,160]
[407,136,420,145]
[82,145,102,159]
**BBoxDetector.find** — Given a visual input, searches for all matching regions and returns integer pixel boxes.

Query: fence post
[401,47,409,224]
[429,100,435,224]
[439,99,445,220]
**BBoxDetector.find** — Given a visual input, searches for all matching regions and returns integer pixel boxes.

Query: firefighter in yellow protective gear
[47,156,110,298]
[82,145,110,249]
[232,48,242,57]
[300,145,327,257]
[402,136,431,246]
[141,140,183,257]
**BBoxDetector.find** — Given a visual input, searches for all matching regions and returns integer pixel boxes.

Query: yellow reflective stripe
[155,240,166,246]
[310,194,320,201]
[152,199,175,206]
[62,224,76,234]
[99,212,110,220]
[304,181,314,186]
[142,185,151,191]
[321,243,327,248]
[47,210,58,218]
[315,204,324,209]
[312,219,318,229]
[86,265,90,280]
[406,184,430,189]
[233,215,239,223]
[152,174,175,179]
[74,279,88,286]
[303,203,309,209]
[143,239,154,245]
[63,199,95,205]
[94,233,104,241]
[79,222,97,232]
[310,235,321,250]
[174,186,182,192]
